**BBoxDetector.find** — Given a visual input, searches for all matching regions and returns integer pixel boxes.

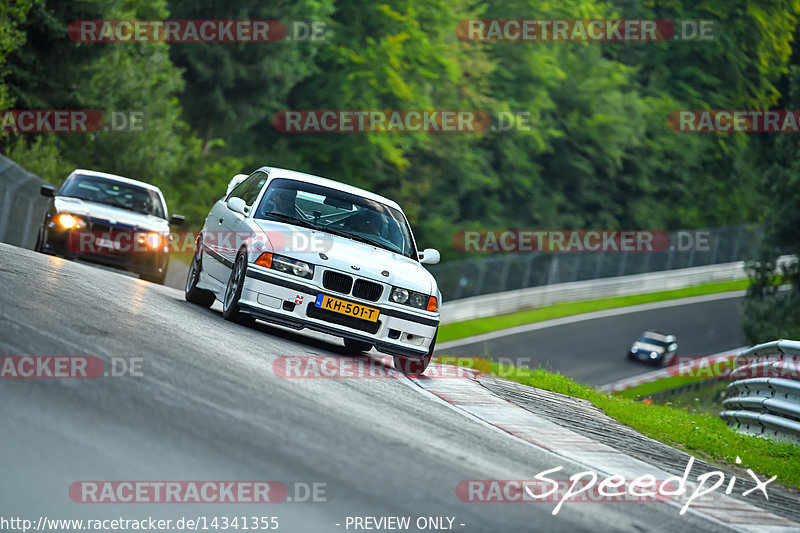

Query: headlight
[650,352,658,359]
[390,287,437,311]
[390,288,409,304]
[255,252,314,280]
[631,346,639,353]
[137,232,163,249]
[55,213,86,229]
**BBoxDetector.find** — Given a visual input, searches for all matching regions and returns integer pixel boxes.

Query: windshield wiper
[320,226,397,253]
[95,198,131,210]
[263,212,319,231]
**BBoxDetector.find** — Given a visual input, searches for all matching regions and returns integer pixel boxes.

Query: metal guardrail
[0,154,51,249]
[721,340,800,446]
[439,261,748,324]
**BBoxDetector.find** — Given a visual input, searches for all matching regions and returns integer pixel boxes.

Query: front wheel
[222,252,254,326]
[393,330,437,376]
[185,247,216,307]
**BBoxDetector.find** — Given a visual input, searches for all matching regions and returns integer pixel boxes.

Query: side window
[229,171,268,207]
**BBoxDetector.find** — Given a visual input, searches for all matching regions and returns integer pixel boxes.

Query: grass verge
[619,359,735,399]
[492,361,800,490]
[439,279,748,343]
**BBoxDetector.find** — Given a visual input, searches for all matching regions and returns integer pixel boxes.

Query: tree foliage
[2,0,800,323]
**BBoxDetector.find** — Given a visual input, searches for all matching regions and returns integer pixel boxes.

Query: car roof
[71,169,163,194]
[259,166,402,211]
[641,331,671,340]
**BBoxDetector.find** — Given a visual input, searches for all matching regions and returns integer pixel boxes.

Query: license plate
[314,294,380,322]
[95,237,119,250]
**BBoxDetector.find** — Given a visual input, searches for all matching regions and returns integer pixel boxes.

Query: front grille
[91,222,111,233]
[352,279,383,301]
[323,270,353,294]
[306,303,381,334]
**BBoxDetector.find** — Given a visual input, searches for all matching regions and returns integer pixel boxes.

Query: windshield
[60,174,166,219]
[255,178,416,259]
[638,337,668,347]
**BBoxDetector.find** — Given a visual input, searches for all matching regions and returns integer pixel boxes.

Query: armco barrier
[439,256,793,324]
[721,340,800,446]
[439,261,743,324]
[0,154,51,249]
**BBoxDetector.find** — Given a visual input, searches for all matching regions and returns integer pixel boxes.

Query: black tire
[343,338,373,353]
[222,252,254,326]
[34,226,46,253]
[185,247,216,307]
[393,329,437,376]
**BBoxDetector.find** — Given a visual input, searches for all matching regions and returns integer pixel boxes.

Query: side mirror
[226,173,248,197]
[40,185,55,197]
[169,214,185,226]
[227,197,248,215]
[419,248,440,265]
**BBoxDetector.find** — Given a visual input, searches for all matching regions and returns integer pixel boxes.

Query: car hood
[251,220,436,295]
[55,197,169,231]
[632,342,665,353]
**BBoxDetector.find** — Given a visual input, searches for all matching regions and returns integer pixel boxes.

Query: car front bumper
[42,227,168,278]
[239,266,439,359]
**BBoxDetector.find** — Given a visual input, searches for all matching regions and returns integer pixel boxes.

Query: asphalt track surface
[437,294,744,387]
[0,242,748,532]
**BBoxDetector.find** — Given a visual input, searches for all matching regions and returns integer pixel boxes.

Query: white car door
[201,199,232,283]
[217,171,269,277]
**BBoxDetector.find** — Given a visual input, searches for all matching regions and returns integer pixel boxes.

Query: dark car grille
[323,271,353,294]
[352,279,382,302]
[91,222,111,233]
[306,303,381,334]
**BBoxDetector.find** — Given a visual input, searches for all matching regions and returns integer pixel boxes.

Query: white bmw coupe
[185,167,442,375]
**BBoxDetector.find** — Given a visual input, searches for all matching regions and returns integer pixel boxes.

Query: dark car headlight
[54,213,87,230]
[390,286,437,312]
[255,252,314,279]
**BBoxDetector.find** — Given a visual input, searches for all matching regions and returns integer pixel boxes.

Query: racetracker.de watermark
[64,230,333,255]
[68,481,327,503]
[666,355,800,379]
[668,110,800,133]
[457,19,717,42]
[0,356,142,378]
[68,20,329,42]
[273,355,479,379]
[273,110,492,133]
[452,230,712,253]
[0,110,144,133]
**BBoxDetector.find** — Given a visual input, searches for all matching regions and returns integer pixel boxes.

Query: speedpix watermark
[0,356,142,378]
[457,19,717,42]
[458,456,775,516]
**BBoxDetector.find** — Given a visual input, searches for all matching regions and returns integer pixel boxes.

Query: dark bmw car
[627,330,679,367]
[35,169,184,284]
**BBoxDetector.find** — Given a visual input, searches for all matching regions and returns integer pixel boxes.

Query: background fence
[721,340,800,446]
[429,225,763,302]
